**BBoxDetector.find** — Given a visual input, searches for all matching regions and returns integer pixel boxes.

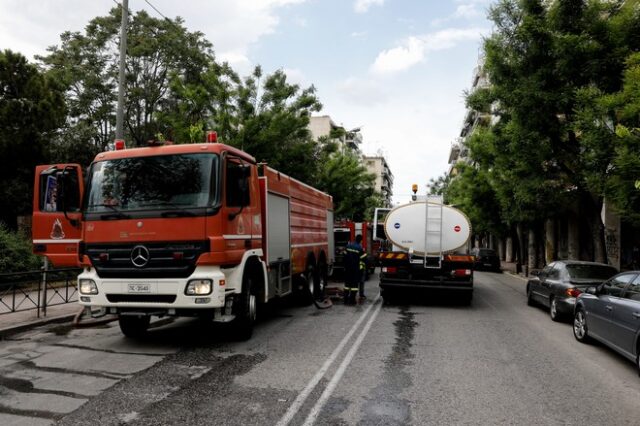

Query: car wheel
[636,351,640,377]
[526,286,535,307]
[549,297,561,322]
[573,309,591,343]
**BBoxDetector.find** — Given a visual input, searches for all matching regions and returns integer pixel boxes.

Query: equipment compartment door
[267,192,290,263]
[32,164,84,267]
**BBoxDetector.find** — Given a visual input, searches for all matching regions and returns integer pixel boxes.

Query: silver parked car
[526,261,618,321]
[573,271,640,373]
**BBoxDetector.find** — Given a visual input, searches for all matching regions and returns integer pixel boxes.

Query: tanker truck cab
[373,196,474,304]
[32,137,334,339]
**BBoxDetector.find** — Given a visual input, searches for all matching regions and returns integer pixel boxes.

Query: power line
[144,0,169,21]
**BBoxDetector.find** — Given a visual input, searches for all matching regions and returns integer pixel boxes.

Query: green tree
[40,7,218,151]
[0,50,65,228]
[606,54,640,225]
[316,152,376,221]
[464,0,640,263]
[229,69,323,183]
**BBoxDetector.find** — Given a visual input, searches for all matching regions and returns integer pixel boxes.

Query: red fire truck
[32,134,334,339]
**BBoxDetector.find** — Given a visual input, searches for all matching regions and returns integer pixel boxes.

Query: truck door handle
[632,312,640,319]
[605,305,613,312]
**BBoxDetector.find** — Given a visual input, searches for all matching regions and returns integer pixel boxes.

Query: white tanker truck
[373,194,474,304]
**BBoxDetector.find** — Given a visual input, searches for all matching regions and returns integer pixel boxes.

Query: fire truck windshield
[85,153,218,217]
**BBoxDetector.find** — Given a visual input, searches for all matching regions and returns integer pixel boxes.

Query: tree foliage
[453,0,640,262]
[0,50,65,227]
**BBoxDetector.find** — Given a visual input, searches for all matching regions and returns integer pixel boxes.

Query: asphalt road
[2,271,640,425]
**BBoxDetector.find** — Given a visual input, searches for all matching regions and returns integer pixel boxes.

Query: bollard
[40,258,49,317]
[524,264,529,277]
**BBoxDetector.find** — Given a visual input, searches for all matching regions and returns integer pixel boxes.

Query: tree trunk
[528,228,536,271]
[545,219,555,265]
[586,194,606,264]
[498,237,505,261]
[567,213,580,260]
[592,215,606,264]
[516,224,524,266]
[506,237,513,262]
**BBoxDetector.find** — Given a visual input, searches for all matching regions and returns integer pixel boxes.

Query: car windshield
[478,249,496,256]
[566,264,617,280]
[85,153,218,213]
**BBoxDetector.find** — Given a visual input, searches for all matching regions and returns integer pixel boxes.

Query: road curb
[0,313,77,340]
[505,271,528,282]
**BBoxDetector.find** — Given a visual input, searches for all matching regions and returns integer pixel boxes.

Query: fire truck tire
[296,259,316,306]
[316,258,328,299]
[119,315,150,338]
[232,272,257,341]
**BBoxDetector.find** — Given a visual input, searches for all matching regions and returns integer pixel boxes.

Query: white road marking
[302,300,383,426]
[275,295,380,426]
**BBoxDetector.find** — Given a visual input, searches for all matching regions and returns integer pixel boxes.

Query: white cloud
[0,0,308,70]
[454,4,481,19]
[354,0,385,14]
[351,31,368,38]
[370,27,487,74]
[337,77,389,106]
[282,68,306,86]
[431,1,488,27]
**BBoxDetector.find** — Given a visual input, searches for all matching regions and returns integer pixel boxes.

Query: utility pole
[115,0,129,142]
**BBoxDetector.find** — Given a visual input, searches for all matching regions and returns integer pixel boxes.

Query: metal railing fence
[0,264,80,317]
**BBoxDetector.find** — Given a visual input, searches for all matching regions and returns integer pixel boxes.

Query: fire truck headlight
[79,279,98,295]
[185,279,212,295]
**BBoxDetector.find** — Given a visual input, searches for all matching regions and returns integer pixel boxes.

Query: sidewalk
[0,302,83,339]
[500,261,530,281]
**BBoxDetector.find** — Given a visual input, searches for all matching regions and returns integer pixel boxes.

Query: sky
[0,0,493,204]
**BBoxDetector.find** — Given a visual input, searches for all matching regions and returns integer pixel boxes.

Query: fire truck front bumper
[76,266,227,312]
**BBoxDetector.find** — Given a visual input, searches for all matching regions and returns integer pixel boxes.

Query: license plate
[128,283,151,293]
[484,263,492,267]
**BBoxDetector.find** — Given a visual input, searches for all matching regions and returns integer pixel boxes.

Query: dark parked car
[526,260,618,321]
[574,271,640,373]
[471,248,501,272]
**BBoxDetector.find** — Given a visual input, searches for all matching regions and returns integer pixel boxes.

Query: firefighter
[344,234,364,305]
[358,249,368,300]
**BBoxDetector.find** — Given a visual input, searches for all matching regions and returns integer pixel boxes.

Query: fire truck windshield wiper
[89,204,131,220]
[140,201,197,217]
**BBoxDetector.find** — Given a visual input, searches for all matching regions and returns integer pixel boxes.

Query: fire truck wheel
[232,273,257,341]
[119,315,150,338]
[295,262,316,306]
[316,259,328,299]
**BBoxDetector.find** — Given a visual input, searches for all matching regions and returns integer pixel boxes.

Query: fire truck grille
[106,294,177,303]
[85,241,209,279]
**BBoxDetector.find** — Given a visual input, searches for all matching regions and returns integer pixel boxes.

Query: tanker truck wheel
[119,315,150,338]
[232,273,257,341]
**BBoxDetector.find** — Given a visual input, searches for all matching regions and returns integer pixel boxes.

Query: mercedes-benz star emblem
[131,245,150,268]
